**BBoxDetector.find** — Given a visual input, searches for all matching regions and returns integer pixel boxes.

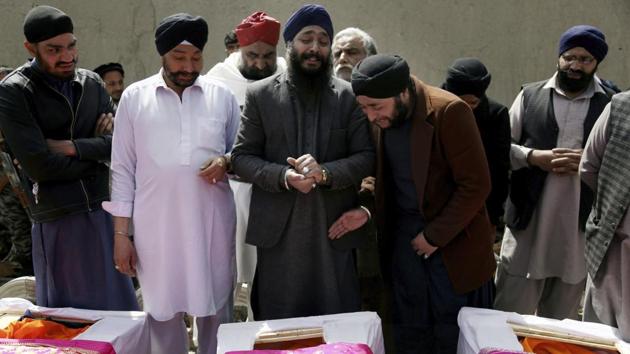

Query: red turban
[234,12,280,47]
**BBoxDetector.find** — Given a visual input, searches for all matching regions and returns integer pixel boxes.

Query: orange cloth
[0,318,89,340]
[520,337,598,354]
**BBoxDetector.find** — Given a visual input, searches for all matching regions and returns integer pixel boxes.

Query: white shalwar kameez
[103,70,239,353]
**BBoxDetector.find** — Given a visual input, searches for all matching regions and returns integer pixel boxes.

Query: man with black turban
[442,58,510,230]
[232,4,374,320]
[0,5,137,311]
[495,25,616,320]
[104,13,239,354]
[331,54,495,353]
[93,62,125,109]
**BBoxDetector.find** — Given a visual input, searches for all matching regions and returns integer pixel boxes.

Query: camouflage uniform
[0,175,32,276]
[0,129,32,277]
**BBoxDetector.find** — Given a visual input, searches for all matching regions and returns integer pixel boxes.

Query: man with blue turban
[496,25,616,320]
[232,4,374,320]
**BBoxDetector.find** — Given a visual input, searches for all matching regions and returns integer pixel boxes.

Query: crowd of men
[0,3,628,354]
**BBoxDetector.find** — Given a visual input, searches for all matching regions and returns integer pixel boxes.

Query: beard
[334,63,353,82]
[239,61,276,81]
[162,58,199,89]
[387,95,410,129]
[556,65,596,94]
[35,52,77,80]
[287,45,332,79]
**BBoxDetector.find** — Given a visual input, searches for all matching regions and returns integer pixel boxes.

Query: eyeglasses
[560,54,595,65]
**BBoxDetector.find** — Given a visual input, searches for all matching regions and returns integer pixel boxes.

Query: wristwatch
[320,166,330,185]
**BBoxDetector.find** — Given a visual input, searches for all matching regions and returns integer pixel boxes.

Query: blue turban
[558,25,608,62]
[283,4,333,43]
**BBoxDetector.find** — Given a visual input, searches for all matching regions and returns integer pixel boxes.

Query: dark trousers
[32,209,138,310]
[391,233,493,354]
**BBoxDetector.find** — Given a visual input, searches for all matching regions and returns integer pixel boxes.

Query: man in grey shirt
[495,25,615,319]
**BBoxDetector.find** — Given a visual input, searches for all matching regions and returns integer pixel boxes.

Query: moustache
[563,68,585,77]
[334,63,353,71]
[173,71,199,77]
[55,59,76,67]
[302,53,323,61]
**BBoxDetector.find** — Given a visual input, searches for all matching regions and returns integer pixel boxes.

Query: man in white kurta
[103,13,239,354]
[206,11,285,319]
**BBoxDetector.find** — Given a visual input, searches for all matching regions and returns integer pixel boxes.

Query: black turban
[442,57,491,98]
[93,62,124,78]
[23,5,73,43]
[155,13,208,56]
[351,54,410,98]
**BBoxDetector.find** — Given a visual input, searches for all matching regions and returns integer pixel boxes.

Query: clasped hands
[285,154,324,194]
[528,148,583,176]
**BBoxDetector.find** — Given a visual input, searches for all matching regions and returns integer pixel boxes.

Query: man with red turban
[206,11,287,321]
[208,11,286,106]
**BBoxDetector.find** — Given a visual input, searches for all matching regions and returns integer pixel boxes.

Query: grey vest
[505,80,613,230]
[585,91,630,278]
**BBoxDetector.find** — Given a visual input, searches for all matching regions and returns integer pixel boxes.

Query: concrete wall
[1,0,628,106]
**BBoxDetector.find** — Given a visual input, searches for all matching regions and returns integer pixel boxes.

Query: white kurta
[206,52,286,284]
[206,51,287,106]
[103,71,239,321]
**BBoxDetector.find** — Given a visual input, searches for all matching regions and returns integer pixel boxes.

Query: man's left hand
[411,232,438,258]
[94,113,114,136]
[46,139,77,157]
[287,154,323,184]
[198,156,227,184]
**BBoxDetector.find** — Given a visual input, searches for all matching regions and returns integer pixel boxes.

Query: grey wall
[1,0,628,106]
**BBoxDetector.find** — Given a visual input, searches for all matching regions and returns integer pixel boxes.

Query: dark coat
[373,78,496,294]
[231,71,375,250]
[0,61,114,223]
[473,96,510,226]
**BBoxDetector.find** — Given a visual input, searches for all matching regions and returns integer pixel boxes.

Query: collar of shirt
[545,72,605,100]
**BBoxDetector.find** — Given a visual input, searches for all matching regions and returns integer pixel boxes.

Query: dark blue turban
[155,13,208,56]
[558,25,608,63]
[282,4,333,43]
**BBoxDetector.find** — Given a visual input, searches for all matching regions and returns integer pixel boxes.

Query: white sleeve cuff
[102,201,134,218]
[510,144,533,170]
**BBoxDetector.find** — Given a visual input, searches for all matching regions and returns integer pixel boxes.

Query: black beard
[388,95,410,129]
[35,52,76,80]
[163,66,199,89]
[239,62,276,80]
[288,46,331,79]
[556,66,595,93]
